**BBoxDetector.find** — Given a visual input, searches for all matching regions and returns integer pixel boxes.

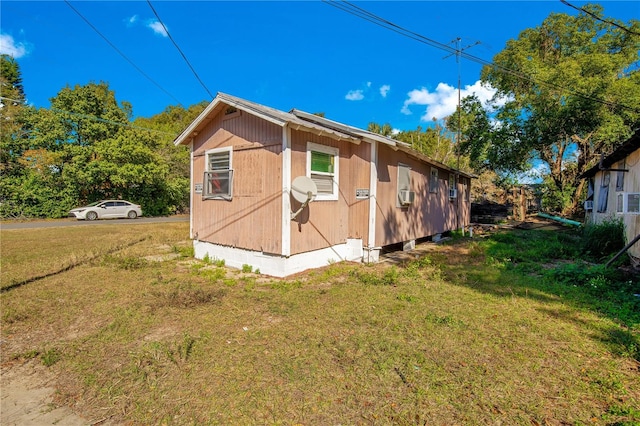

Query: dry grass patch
[1,223,639,425]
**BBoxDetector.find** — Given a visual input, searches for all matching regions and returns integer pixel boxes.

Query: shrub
[581,218,625,261]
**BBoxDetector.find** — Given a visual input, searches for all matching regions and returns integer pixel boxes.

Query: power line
[51,108,176,136]
[560,0,640,36]
[146,0,214,100]
[63,0,183,106]
[322,0,640,114]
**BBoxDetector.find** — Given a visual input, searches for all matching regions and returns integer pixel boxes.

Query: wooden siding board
[289,130,352,254]
[191,111,283,255]
[374,145,469,247]
[347,143,371,244]
[590,149,640,260]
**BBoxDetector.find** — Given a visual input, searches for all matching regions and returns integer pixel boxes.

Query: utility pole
[444,37,480,231]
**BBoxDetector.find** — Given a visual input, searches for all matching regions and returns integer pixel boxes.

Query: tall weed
[581,218,625,261]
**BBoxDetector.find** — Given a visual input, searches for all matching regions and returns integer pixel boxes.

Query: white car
[68,200,143,221]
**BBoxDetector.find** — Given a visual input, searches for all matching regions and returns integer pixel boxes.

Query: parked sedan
[68,200,143,220]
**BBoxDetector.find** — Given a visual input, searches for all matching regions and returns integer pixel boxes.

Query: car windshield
[86,201,103,207]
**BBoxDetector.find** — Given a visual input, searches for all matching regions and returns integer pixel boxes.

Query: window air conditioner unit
[399,190,415,206]
[449,188,457,199]
[584,200,593,211]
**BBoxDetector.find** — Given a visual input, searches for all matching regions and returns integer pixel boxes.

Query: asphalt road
[0,215,189,230]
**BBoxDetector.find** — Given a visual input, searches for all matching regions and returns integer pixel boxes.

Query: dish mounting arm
[291,191,313,220]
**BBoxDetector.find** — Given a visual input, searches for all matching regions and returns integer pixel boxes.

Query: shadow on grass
[438,228,640,361]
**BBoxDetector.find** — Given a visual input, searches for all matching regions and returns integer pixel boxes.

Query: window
[617,193,640,214]
[617,193,624,213]
[448,173,457,198]
[204,148,233,199]
[429,168,438,193]
[596,171,609,213]
[307,142,338,200]
[397,163,413,207]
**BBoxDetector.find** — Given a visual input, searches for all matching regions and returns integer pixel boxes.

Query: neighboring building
[581,129,640,264]
[174,93,473,277]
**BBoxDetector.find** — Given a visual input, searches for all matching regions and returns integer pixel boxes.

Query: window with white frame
[203,147,233,199]
[397,163,413,207]
[448,173,457,198]
[307,142,338,201]
[429,168,439,193]
[617,192,640,214]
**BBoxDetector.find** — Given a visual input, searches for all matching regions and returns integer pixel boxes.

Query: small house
[581,129,640,264]
[174,93,473,277]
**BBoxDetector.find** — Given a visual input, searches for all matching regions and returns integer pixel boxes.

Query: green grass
[1,222,639,425]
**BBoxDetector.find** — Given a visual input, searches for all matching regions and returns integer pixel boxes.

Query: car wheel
[127,210,138,219]
[86,211,98,221]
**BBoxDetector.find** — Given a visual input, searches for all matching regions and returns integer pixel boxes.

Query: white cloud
[0,33,29,58]
[345,90,365,101]
[379,84,390,98]
[126,15,139,26]
[401,80,502,121]
[366,81,372,88]
[147,20,168,37]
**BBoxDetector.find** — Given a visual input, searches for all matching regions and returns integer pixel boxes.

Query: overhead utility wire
[560,0,640,36]
[63,0,183,106]
[52,108,176,136]
[147,0,214,100]
[322,0,640,114]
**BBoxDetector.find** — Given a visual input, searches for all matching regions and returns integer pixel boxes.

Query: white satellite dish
[291,176,318,204]
[290,176,318,220]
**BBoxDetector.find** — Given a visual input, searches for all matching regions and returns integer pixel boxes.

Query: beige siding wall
[375,145,470,247]
[289,130,371,254]
[191,111,283,255]
[590,149,640,259]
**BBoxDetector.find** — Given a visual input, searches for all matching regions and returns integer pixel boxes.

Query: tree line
[1,4,638,218]
[1,55,207,218]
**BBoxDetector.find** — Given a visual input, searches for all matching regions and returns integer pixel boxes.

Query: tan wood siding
[191,111,283,255]
[347,143,371,244]
[591,149,640,260]
[374,145,469,247]
[289,130,356,254]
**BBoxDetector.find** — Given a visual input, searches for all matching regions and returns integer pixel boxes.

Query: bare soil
[1,359,96,425]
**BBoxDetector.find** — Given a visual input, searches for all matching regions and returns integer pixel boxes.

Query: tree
[1,81,193,218]
[134,102,208,213]
[466,4,640,214]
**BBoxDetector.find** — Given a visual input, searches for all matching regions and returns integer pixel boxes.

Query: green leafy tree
[134,102,208,213]
[2,80,193,217]
[368,120,471,172]
[0,55,32,217]
[464,4,640,214]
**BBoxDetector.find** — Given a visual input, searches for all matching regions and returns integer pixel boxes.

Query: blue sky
[1,0,638,134]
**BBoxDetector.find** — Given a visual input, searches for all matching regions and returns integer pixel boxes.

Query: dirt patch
[1,360,93,425]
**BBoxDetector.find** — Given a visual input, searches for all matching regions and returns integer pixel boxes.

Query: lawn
[1,221,639,425]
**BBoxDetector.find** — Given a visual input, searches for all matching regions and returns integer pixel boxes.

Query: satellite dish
[291,176,318,204]
[290,176,318,220]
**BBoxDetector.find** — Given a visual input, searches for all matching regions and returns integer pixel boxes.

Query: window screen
[204,149,233,199]
[307,142,338,200]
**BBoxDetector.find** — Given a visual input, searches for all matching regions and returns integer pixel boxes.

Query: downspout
[282,124,292,257]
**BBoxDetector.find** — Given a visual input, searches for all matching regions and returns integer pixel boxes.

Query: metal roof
[174,92,474,178]
[580,128,640,179]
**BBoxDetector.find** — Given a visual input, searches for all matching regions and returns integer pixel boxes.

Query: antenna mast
[445,37,480,230]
